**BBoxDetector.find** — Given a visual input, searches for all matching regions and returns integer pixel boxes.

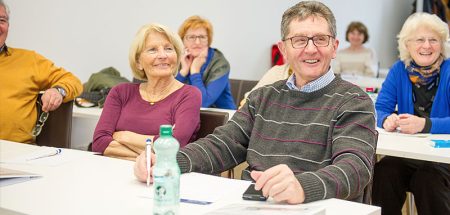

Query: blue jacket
[176,48,236,109]
[375,60,450,134]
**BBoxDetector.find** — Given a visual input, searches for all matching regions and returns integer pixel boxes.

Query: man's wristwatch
[54,86,67,98]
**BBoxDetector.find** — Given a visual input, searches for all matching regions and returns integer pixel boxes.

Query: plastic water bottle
[153,125,180,215]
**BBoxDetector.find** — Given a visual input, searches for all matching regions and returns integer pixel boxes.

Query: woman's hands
[383,113,400,132]
[112,131,153,153]
[383,113,426,134]
[179,49,194,77]
[179,48,208,77]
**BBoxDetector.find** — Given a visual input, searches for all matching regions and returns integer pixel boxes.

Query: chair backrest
[197,110,232,178]
[36,100,74,149]
[196,110,229,140]
[229,79,258,107]
[229,79,241,107]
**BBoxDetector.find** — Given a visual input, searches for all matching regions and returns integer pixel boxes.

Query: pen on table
[27,148,62,161]
[146,138,152,187]
[180,198,212,205]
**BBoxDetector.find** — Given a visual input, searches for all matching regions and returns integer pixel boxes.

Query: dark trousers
[372,156,450,215]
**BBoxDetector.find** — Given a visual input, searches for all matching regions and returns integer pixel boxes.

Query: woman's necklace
[144,81,175,105]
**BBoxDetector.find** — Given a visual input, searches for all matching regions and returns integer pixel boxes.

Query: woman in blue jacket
[176,15,236,109]
[372,13,450,215]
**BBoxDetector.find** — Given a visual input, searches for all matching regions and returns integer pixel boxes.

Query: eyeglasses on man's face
[31,111,49,137]
[184,35,208,43]
[284,35,334,49]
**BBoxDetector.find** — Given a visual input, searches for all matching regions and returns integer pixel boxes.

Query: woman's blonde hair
[397,12,449,62]
[178,15,213,46]
[129,23,184,80]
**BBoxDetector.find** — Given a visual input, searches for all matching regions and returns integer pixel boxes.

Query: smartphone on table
[242,184,267,201]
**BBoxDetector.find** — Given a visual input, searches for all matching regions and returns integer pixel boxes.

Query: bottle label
[153,168,180,215]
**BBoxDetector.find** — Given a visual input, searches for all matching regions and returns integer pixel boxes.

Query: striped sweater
[177,76,377,203]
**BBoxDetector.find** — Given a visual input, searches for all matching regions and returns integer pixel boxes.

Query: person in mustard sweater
[0,0,82,144]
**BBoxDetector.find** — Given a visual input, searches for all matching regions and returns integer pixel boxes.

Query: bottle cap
[159,125,173,136]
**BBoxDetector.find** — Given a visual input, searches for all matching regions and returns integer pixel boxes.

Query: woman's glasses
[184,35,208,43]
[410,37,440,46]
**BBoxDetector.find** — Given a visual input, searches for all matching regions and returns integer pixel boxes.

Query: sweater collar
[0,44,10,56]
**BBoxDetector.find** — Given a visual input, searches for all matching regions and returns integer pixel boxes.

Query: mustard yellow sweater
[0,47,82,143]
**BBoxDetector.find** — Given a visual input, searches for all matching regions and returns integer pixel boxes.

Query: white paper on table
[205,203,326,215]
[1,147,72,166]
[136,172,252,204]
[0,167,41,187]
[180,172,251,203]
[377,128,429,138]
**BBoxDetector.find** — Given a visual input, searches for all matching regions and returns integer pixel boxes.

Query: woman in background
[92,23,201,161]
[176,15,236,109]
[372,13,450,215]
[333,21,378,77]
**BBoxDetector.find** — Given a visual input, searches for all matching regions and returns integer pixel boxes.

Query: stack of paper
[0,167,41,187]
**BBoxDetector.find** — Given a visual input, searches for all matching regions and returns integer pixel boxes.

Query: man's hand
[134,151,156,183]
[251,164,305,204]
[397,114,426,134]
[41,88,63,112]
[383,113,399,132]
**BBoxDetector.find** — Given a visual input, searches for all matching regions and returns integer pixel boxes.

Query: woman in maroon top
[92,23,201,161]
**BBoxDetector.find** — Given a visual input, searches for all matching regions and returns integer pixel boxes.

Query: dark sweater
[177,77,377,203]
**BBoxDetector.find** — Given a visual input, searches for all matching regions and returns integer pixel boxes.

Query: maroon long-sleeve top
[92,83,201,153]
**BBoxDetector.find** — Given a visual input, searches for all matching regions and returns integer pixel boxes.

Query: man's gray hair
[281,1,336,39]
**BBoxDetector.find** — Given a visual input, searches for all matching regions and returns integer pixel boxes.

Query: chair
[229,79,258,107]
[36,99,74,149]
[197,110,232,178]
[229,79,241,107]
[197,110,229,139]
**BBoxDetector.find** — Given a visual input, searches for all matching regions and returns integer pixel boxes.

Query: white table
[340,74,385,90]
[0,140,380,215]
[376,128,450,164]
[71,106,236,150]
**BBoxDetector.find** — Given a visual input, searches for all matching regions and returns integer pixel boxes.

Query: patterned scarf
[406,55,443,86]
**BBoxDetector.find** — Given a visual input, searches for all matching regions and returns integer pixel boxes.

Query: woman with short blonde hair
[372,12,450,215]
[93,23,201,161]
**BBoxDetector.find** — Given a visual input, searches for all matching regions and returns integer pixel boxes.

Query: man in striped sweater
[135,1,377,204]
